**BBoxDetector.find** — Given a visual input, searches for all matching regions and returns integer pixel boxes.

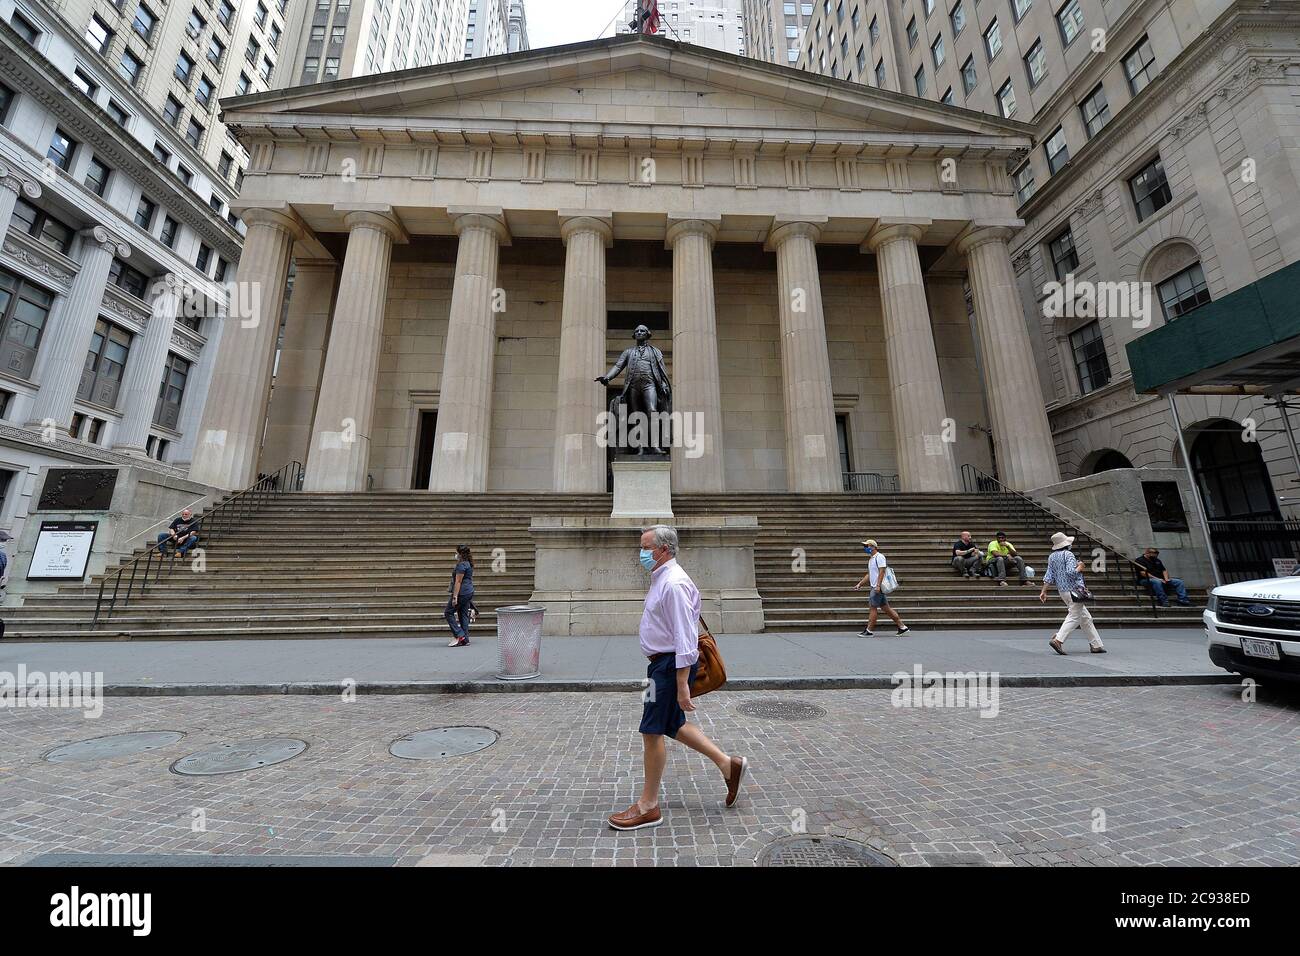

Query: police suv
[1205,566,1300,683]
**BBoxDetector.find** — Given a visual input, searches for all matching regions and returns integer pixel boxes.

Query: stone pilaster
[26,226,130,432]
[303,210,406,492]
[0,163,41,237]
[766,217,842,493]
[959,225,1061,491]
[188,206,303,490]
[113,272,182,455]
[260,259,338,475]
[666,215,726,492]
[865,220,959,492]
[428,209,510,492]
[553,212,612,492]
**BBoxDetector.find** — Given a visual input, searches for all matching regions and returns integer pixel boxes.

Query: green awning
[1127,258,1300,394]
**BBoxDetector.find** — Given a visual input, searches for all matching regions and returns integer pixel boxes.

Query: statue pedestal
[611,457,672,518]
[528,515,764,636]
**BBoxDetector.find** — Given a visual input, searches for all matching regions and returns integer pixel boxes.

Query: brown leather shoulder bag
[691,616,727,698]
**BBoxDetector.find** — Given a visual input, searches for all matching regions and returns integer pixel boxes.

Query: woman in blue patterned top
[1039,531,1106,655]
[445,545,475,648]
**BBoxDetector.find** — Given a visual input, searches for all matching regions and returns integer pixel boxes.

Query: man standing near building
[608,525,748,831]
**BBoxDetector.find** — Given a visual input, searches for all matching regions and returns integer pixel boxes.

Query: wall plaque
[37,469,118,511]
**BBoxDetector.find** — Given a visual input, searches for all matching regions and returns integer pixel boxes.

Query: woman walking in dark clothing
[445,545,475,647]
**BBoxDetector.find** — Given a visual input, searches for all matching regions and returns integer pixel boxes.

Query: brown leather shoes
[607,803,662,831]
[724,755,748,808]
[1049,637,1066,655]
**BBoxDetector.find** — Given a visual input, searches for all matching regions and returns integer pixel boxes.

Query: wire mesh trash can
[496,605,544,680]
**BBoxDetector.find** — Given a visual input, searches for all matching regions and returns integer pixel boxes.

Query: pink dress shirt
[639,558,701,669]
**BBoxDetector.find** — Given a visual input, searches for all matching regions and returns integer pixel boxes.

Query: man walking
[1133,547,1192,607]
[608,525,748,831]
[985,531,1027,586]
[853,538,910,637]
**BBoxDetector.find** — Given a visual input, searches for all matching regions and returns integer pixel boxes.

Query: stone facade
[195,34,1059,495]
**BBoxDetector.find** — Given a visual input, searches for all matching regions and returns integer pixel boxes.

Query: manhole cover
[759,836,897,867]
[171,737,308,776]
[44,731,184,763]
[390,726,498,760]
[735,699,827,720]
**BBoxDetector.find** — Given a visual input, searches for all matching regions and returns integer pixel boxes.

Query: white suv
[1205,568,1300,683]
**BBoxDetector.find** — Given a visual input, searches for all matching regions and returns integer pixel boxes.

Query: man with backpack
[854,538,910,637]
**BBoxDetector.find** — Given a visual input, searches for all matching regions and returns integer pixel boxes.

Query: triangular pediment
[222,34,1029,147]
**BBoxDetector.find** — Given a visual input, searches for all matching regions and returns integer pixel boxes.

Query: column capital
[449,207,510,245]
[955,221,1022,255]
[665,214,720,249]
[863,218,932,253]
[339,206,409,244]
[79,225,131,259]
[764,216,826,251]
[0,162,40,200]
[240,203,310,241]
[558,211,613,247]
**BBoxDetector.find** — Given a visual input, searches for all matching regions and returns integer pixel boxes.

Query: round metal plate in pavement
[759,836,897,867]
[44,731,185,764]
[170,737,308,776]
[389,726,499,760]
[735,698,827,721]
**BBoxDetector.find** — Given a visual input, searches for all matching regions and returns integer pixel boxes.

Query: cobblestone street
[2,685,1297,867]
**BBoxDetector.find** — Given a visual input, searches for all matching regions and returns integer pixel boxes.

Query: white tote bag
[881,566,899,594]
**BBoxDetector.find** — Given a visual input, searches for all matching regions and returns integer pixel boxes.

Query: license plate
[1240,638,1281,661]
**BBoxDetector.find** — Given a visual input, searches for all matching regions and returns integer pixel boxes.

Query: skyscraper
[618,0,747,56]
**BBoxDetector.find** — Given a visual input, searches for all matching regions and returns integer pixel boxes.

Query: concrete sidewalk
[0,627,1231,695]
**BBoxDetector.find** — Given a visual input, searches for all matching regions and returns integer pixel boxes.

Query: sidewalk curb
[93,673,1241,697]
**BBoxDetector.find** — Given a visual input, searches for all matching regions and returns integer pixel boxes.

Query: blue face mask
[863,546,873,555]
[639,549,657,571]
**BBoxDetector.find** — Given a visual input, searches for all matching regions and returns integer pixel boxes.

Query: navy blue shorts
[639,654,698,738]
[869,590,889,608]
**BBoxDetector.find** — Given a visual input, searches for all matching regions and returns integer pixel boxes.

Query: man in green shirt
[985,531,1027,586]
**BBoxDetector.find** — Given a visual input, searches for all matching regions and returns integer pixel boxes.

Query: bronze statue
[596,324,672,455]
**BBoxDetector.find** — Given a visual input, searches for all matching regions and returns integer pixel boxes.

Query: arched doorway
[1088,449,1133,473]
[1189,420,1280,520]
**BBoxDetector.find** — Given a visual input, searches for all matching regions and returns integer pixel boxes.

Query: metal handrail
[958,463,1157,615]
[843,471,900,493]
[91,460,303,628]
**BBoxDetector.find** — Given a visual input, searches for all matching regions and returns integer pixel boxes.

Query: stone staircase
[3,491,1203,640]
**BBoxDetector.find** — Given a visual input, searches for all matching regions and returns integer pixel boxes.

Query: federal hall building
[191,33,1064,498]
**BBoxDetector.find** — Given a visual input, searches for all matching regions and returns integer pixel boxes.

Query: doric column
[865,219,959,492]
[428,208,510,492]
[553,211,612,492]
[958,225,1061,490]
[666,215,726,492]
[112,272,182,455]
[766,217,842,493]
[188,206,303,490]
[0,163,41,237]
[26,226,130,432]
[303,210,405,492]
[260,259,338,475]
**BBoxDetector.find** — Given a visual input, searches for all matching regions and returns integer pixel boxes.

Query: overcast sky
[525,0,631,49]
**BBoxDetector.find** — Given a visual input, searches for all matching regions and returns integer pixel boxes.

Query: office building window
[984,19,1002,59]
[0,267,56,378]
[1048,227,1078,280]
[186,118,204,148]
[47,128,77,171]
[132,4,157,42]
[84,157,112,197]
[1129,156,1172,221]
[134,195,157,230]
[109,258,150,298]
[163,95,183,127]
[950,0,965,35]
[196,75,214,108]
[961,54,976,93]
[932,35,944,69]
[11,11,39,43]
[1123,36,1157,95]
[79,319,132,408]
[1044,125,1069,174]
[1024,38,1046,87]
[1080,83,1110,138]
[1012,162,1035,204]
[207,36,225,66]
[72,68,99,99]
[1056,0,1084,46]
[996,78,1016,117]
[1070,321,1110,394]
[154,353,190,429]
[906,17,917,47]
[107,99,129,126]
[1012,0,1032,20]
[119,48,143,86]
[86,15,114,53]
[160,216,179,249]
[914,65,927,96]
[1157,263,1211,321]
[13,199,75,254]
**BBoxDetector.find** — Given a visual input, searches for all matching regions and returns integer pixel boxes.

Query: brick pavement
[1,685,1296,866]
